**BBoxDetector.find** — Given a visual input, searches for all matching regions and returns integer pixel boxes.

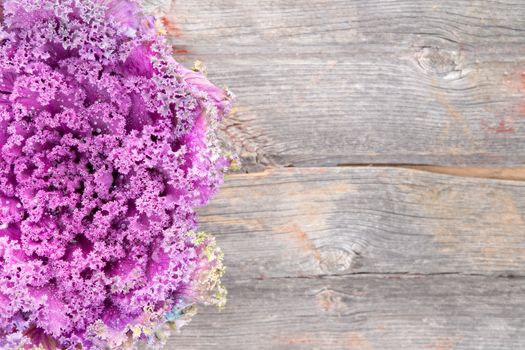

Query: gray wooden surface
[165,1,525,349]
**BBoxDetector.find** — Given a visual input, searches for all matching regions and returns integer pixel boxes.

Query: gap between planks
[331,164,525,182]
[239,164,525,182]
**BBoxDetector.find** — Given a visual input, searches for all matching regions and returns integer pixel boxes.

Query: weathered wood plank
[198,167,525,277]
[166,167,525,349]
[171,275,525,350]
[169,0,525,168]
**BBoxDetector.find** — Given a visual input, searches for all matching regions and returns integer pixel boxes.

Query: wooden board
[197,167,525,277]
[168,168,525,349]
[159,0,525,349]
[172,276,525,350]
[170,0,525,169]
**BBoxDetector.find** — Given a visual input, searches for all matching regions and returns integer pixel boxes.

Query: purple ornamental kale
[0,0,232,349]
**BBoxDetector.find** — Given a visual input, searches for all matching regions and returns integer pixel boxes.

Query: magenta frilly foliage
[0,0,232,349]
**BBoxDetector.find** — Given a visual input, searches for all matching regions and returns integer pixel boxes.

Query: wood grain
[168,168,525,349]
[160,1,525,348]
[170,0,525,169]
[199,167,525,277]
[172,276,525,350]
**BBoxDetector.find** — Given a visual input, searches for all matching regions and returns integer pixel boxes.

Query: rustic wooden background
[162,1,525,349]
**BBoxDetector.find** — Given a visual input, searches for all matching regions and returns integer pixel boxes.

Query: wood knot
[416,46,461,79]
[319,247,361,273]
[316,289,350,315]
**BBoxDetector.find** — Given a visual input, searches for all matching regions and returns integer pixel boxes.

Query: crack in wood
[335,164,525,182]
[244,271,525,281]
[234,163,525,182]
